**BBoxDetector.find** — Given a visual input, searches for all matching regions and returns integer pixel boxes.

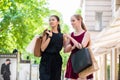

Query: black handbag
[71,47,92,73]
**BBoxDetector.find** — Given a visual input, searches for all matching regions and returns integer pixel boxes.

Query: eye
[51,19,55,21]
[49,18,55,22]
[71,20,75,22]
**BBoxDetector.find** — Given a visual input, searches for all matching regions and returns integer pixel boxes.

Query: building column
[93,56,99,80]
[118,48,120,80]
[111,0,116,17]
[100,54,107,80]
[103,54,107,80]
[98,54,107,80]
[97,56,101,80]
[110,48,118,80]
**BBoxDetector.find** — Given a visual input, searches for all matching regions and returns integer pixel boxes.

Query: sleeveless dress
[40,32,63,80]
[65,32,93,79]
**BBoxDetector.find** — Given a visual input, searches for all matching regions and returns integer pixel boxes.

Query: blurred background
[0,0,120,80]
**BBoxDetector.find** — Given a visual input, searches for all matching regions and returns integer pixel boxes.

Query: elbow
[64,46,72,53]
[63,47,68,53]
[64,49,70,53]
[64,49,67,53]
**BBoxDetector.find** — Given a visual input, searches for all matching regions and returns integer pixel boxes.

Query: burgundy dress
[65,32,93,79]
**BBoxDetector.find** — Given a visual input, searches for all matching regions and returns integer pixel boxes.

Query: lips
[50,23,55,26]
[50,23,54,25]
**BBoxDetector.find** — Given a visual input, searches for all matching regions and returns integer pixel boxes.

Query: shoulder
[58,33,64,39]
[83,31,90,40]
[84,31,90,36]
[59,33,63,37]
[60,33,63,35]
[2,63,5,66]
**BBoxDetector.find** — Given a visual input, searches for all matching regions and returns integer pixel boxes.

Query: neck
[75,26,83,33]
[5,62,8,65]
[51,26,58,33]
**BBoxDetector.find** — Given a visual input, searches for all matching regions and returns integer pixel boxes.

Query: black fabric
[40,32,63,80]
[42,32,63,55]
[40,54,62,80]
[71,48,92,73]
[1,63,11,80]
[3,76,10,80]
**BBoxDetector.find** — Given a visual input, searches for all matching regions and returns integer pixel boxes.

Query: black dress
[39,32,63,80]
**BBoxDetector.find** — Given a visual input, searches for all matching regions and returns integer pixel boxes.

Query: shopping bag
[26,35,40,53]
[78,47,99,78]
[71,47,92,73]
[34,36,42,57]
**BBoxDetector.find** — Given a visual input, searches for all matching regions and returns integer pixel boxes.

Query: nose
[71,22,74,25]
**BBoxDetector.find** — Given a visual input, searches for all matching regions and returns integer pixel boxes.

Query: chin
[51,26,55,28]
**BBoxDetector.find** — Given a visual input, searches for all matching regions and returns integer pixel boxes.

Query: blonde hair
[73,14,87,31]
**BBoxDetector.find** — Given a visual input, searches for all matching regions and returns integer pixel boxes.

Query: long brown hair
[73,14,87,31]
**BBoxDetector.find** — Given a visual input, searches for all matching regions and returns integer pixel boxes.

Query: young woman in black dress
[40,15,65,80]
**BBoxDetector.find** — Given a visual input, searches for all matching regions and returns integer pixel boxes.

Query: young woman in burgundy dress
[64,14,93,80]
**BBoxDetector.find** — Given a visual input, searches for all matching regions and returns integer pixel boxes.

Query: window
[95,12,103,31]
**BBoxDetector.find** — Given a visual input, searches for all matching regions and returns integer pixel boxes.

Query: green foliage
[75,8,81,14]
[60,49,70,70]
[107,65,110,80]
[0,0,70,68]
[0,0,50,53]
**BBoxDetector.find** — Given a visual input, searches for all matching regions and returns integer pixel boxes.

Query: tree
[0,0,71,69]
[75,8,82,14]
[0,0,50,53]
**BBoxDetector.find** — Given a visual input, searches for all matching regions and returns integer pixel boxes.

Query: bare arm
[66,31,90,49]
[41,30,52,52]
[81,31,90,47]
[63,34,76,53]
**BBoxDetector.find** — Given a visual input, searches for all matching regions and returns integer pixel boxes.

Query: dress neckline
[73,31,85,37]
[52,32,59,34]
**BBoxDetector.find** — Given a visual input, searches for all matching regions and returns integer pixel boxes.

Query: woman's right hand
[45,30,53,37]
[41,30,52,52]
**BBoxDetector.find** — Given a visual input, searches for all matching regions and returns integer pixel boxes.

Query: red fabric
[65,32,93,79]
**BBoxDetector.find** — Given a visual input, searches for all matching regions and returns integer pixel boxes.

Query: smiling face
[71,16,81,30]
[49,16,59,28]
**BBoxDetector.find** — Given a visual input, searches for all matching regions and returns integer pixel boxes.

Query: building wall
[83,0,112,31]
[116,0,120,10]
